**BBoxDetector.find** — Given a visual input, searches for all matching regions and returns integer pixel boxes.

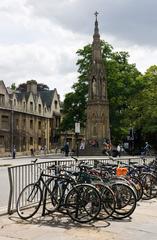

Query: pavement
[0,198,157,240]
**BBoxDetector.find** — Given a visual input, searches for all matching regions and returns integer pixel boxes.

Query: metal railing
[7,156,152,214]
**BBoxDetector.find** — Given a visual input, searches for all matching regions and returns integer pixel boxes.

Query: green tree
[11,83,16,91]
[61,41,142,143]
[125,65,157,146]
[16,81,49,92]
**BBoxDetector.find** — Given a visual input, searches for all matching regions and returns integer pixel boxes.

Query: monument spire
[93,11,100,38]
[92,11,101,62]
[86,13,110,144]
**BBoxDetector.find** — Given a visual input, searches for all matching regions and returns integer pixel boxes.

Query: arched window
[30,101,33,111]
[54,100,58,109]
[23,101,26,110]
[38,104,41,113]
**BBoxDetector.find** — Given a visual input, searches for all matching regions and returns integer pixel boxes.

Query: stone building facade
[0,80,61,156]
[86,13,110,143]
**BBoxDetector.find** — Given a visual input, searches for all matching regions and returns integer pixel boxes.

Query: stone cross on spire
[94,11,99,20]
[93,11,100,37]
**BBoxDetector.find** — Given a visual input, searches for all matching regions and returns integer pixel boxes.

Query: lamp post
[72,102,81,157]
[75,121,80,157]
[10,98,14,158]
[128,127,134,155]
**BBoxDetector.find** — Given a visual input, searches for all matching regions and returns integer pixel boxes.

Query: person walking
[143,142,152,156]
[44,145,47,155]
[64,142,69,157]
[12,145,16,159]
[30,148,34,156]
[117,144,121,157]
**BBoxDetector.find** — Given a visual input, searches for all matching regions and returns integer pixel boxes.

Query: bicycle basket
[116,167,128,176]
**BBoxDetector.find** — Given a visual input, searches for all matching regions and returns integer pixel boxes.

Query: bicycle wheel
[111,182,137,219]
[44,178,60,213]
[140,173,157,199]
[16,183,42,219]
[44,177,72,213]
[111,176,141,201]
[129,176,143,201]
[65,184,101,223]
[94,182,116,220]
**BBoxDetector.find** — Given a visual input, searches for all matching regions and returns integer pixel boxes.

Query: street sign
[75,122,80,133]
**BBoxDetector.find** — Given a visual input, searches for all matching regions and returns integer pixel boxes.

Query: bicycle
[70,155,137,219]
[16,159,102,223]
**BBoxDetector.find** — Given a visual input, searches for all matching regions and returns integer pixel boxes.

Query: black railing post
[7,167,13,214]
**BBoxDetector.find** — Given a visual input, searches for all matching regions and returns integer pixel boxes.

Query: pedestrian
[107,140,112,156]
[80,140,85,150]
[102,139,109,155]
[44,145,47,155]
[143,142,152,156]
[30,148,34,156]
[64,142,69,157]
[12,145,16,159]
[40,146,44,156]
[117,144,121,157]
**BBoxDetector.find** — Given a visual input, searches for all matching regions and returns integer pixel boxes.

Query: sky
[0,0,157,101]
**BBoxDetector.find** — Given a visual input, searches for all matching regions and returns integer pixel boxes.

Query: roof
[15,92,30,101]
[14,89,56,108]
[39,90,54,107]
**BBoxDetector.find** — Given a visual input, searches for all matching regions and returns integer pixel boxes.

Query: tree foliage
[37,83,49,91]
[125,65,157,146]
[61,41,142,143]
[11,83,16,91]
[16,81,49,92]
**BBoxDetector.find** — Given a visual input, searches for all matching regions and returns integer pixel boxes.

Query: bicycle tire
[129,176,143,201]
[44,177,74,213]
[94,182,116,220]
[44,178,61,213]
[111,182,137,219]
[16,183,42,220]
[111,176,141,201]
[65,183,101,223]
[140,173,157,199]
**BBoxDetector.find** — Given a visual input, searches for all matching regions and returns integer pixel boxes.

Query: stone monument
[86,12,110,146]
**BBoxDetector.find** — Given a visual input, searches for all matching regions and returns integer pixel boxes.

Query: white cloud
[0,0,156,101]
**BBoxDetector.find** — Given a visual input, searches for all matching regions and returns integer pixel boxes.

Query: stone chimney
[27,80,37,95]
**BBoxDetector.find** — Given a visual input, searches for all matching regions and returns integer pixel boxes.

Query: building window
[30,137,33,145]
[38,104,41,113]
[23,101,26,110]
[38,121,41,129]
[56,118,60,128]
[22,137,26,151]
[22,137,26,145]
[0,94,5,105]
[1,115,9,129]
[54,100,58,109]
[30,101,33,112]
[16,119,19,129]
[0,135,4,146]
[45,107,47,113]
[22,119,26,129]
[38,137,41,145]
[30,119,33,129]
[14,99,16,106]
